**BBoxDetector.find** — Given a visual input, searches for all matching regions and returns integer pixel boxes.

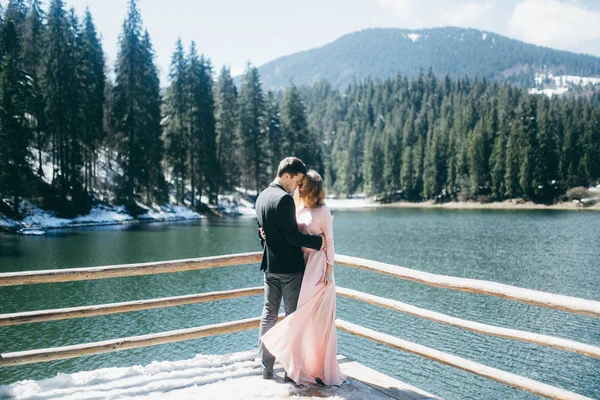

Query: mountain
[255,27,600,90]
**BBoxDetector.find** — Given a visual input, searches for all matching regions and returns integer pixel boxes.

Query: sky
[11,0,600,84]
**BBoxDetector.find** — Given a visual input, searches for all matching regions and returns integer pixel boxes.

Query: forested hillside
[257,27,600,90]
[1,1,599,223]
[301,74,600,203]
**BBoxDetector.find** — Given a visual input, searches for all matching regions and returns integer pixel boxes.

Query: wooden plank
[336,319,593,400]
[0,287,264,326]
[337,355,441,400]
[0,316,265,367]
[335,255,600,318]
[337,287,600,359]
[0,252,263,286]
[3,252,598,319]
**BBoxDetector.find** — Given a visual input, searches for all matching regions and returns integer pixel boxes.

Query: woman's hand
[259,227,266,240]
[321,265,334,286]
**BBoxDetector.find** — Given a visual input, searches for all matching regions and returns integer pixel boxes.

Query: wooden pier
[1,252,599,399]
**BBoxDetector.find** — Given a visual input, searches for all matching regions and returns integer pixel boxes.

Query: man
[255,157,325,380]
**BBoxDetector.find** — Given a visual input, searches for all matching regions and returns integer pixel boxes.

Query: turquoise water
[0,209,599,399]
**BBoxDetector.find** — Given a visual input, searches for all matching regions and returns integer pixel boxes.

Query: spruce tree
[214,66,238,194]
[140,30,167,204]
[281,83,316,167]
[0,19,30,216]
[43,0,84,213]
[400,111,415,199]
[79,9,105,193]
[113,0,165,208]
[582,107,600,184]
[363,130,384,196]
[187,45,217,206]
[468,120,485,198]
[163,38,188,204]
[515,95,538,198]
[22,0,46,177]
[381,117,400,195]
[237,64,267,194]
[264,90,282,177]
[4,0,27,41]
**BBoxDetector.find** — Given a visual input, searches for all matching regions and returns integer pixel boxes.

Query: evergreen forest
[0,0,599,220]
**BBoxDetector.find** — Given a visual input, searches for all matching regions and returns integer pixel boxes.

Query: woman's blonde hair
[295,169,326,209]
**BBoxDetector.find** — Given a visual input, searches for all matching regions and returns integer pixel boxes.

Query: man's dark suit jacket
[255,182,323,273]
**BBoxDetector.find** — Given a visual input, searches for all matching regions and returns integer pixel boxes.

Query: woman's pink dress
[260,205,346,386]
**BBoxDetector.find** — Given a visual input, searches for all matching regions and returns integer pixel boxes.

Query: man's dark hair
[277,157,307,177]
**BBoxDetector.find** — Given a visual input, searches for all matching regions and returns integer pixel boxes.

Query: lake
[0,208,599,399]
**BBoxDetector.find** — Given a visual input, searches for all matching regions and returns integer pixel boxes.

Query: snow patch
[0,351,348,400]
[482,33,487,40]
[407,33,421,42]
[137,204,202,221]
[531,72,600,97]
[528,87,569,97]
[2,201,205,232]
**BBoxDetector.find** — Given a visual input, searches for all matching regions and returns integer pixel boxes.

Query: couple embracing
[255,157,346,387]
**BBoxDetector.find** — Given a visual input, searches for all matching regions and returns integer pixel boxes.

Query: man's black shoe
[283,372,295,383]
[315,377,325,386]
[262,370,274,379]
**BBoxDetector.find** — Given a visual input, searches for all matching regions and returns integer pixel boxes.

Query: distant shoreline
[328,199,600,211]
[3,198,598,235]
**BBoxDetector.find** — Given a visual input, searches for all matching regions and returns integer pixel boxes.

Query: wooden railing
[1,252,598,400]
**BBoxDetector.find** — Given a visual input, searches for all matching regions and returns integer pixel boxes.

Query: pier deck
[0,352,441,399]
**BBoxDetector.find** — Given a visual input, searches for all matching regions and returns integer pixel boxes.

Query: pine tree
[140,30,167,204]
[582,107,600,184]
[22,0,46,178]
[561,101,585,188]
[4,0,27,41]
[102,78,117,197]
[363,130,384,196]
[281,83,315,166]
[64,7,86,208]
[263,90,282,177]
[237,64,267,194]
[113,0,165,208]
[163,38,188,204]
[468,120,485,198]
[532,97,559,203]
[214,66,238,194]
[490,123,506,200]
[381,117,400,195]
[400,111,415,199]
[79,9,105,193]
[515,95,538,198]
[187,46,217,206]
[43,0,84,213]
[0,19,31,216]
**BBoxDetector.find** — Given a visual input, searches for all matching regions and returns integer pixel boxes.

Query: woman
[260,170,346,386]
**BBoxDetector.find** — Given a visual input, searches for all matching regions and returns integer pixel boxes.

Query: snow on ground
[0,202,204,234]
[0,196,382,233]
[528,87,569,97]
[137,204,202,221]
[407,33,421,42]
[0,351,348,400]
[21,203,134,228]
[532,72,600,97]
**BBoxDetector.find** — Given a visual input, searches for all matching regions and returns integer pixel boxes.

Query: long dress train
[260,205,346,386]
